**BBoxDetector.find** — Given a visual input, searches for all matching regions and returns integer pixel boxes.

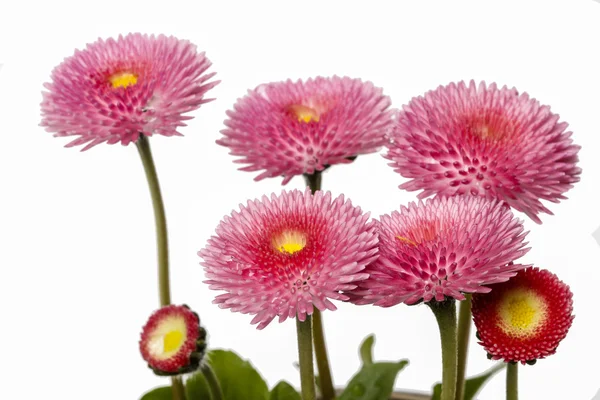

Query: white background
[1,0,599,399]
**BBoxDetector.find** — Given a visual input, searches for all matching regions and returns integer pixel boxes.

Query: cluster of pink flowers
[200,78,578,365]
[40,33,579,381]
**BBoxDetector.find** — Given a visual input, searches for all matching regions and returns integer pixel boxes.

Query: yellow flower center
[498,289,547,338]
[163,330,184,353]
[109,72,138,89]
[288,104,320,123]
[273,231,307,255]
[148,316,187,359]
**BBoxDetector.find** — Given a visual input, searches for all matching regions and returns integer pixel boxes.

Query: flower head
[139,305,207,375]
[347,196,529,306]
[386,80,581,223]
[219,76,394,184]
[472,267,574,364]
[41,33,218,150]
[198,188,378,329]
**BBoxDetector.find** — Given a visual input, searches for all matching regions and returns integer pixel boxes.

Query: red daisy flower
[472,267,574,364]
[218,76,394,184]
[139,305,206,375]
[386,80,581,223]
[347,195,529,306]
[198,189,378,329]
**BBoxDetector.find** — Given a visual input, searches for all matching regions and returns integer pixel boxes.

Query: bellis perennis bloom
[219,76,394,184]
[386,80,581,223]
[139,305,207,375]
[198,189,378,329]
[348,196,529,306]
[41,33,218,150]
[472,267,574,364]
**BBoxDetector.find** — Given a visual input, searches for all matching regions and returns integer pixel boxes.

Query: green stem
[506,363,518,400]
[428,300,458,400]
[171,377,186,400]
[201,363,224,400]
[303,172,335,400]
[136,135,171,307]
[456,294,472,400]
[297,316,316,400]
[137,135,181,400]
[312,310,335,400]
[303,171,322,194]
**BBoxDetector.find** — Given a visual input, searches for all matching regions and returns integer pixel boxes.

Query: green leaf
[185,349,269,400]
[359,335,375,365]
[269,381,301,400]
[186,370,211,400]
[462,363,505,400]
[140,386,171,400]
[431,363,506,400]
[338,335,409,400]
[432,382,442,400]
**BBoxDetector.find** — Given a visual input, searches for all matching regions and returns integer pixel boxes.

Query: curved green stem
[136,135,171,307]
[456,294,472,400]
[297,316,316,400]
[506,363,518,400]
[137,135,182,400]
[201,363,224,400]
[428,300,458,400]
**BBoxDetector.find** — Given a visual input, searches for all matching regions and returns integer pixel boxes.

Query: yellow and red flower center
[498,288,547,338]
[288,104,320,123]
[147,316,188,360]
[273,230,307,255]
[109,72,138,89]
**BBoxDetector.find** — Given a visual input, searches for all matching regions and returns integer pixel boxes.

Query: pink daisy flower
[41,33,218,150]
[218,76,394,184]
[472,267,574,364]
[198,188,378,329]
[386,80,581,223]
[347,196,529,306]
[139,305,207,375]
